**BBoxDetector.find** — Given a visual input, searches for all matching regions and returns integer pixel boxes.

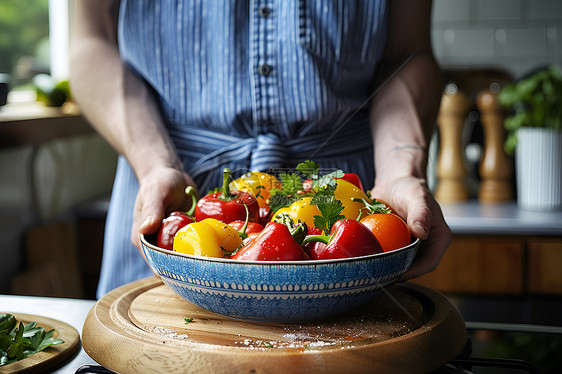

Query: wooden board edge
[83,277,467,374]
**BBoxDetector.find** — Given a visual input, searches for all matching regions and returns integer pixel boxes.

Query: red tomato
[359,213,411,252]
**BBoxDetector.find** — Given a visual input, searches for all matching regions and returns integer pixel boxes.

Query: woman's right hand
[131,167,197,250]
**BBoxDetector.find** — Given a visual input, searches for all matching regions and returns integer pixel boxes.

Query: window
[0,0,70,103]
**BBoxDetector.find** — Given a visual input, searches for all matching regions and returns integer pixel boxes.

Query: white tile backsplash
[432,0,472,22]
[476,0,523,21]
[546,25,562,56]
[502,27,547,57]
[530,0,562,20]
[432,0,562,78]
[442,28,496,58]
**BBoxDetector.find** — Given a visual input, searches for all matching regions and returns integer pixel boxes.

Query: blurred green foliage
[0,0,49,76]
[498,65,562,155]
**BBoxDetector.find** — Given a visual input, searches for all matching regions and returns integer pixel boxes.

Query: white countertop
[1,294,98,373]
[441,200,562,236]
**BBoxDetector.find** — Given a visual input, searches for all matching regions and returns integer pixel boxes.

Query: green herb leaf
[184,317,193,324]
[6,322,25,361]
[312,187,345,235]
[268,172,304,213]
[296,160,321,179]
[498,65,562,154]
[0,314,16,334]
[313,170,344,189]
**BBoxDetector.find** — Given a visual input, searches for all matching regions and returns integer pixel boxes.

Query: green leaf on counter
[0,314,64,367]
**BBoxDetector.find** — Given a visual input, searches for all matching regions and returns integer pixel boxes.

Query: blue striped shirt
[97,0,388,297]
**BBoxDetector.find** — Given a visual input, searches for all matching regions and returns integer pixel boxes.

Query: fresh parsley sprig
[312,185,345,235]
[296,160,344,189]
[268,172,305,213]
[0,314,64,367]
[268,160,346,232]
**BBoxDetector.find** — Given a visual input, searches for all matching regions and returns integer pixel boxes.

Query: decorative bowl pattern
[141,235,420,322]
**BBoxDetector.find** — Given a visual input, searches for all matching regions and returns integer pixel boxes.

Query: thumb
[131,186,166,250]
[139,199,165,235]
[406,200,431,240]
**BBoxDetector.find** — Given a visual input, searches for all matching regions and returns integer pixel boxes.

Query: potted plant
[498,65,562,211]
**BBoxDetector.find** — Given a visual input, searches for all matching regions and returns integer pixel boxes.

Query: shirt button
[258,64,273,77]
[258,6,272,18]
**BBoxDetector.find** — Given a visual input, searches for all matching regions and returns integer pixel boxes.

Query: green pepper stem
[352,197,391,214]
[220,168,232,200]
[185,186,198,216]
[289,222,307,246]
[301,234,331,246]
[238,203,249,240]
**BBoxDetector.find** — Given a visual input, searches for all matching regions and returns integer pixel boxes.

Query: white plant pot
[515,127,562,211]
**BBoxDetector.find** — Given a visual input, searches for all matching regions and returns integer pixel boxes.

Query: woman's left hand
[371,175,451,280]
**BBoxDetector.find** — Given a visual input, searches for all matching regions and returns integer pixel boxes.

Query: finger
[401,204,451,280]
[406,201,431,240]
[131,193,144,249]
[130,187,166,249]
[139,194,166,235]
[402,183,433,240]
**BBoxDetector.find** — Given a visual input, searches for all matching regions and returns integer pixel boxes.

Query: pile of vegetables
[156,160,411,261]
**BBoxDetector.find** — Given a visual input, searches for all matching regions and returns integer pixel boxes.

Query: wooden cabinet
[527,238,562,295]
[411,235,562,296]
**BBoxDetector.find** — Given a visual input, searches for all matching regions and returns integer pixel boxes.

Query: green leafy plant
[498,65,562,155]
[0,314,64,367]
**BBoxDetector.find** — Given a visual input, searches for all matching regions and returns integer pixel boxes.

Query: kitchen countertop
[440,200,562,236]
[1,294,98,373]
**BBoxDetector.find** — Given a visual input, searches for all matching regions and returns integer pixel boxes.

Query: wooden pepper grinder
[435,83,471,202]
[476,83,514,202]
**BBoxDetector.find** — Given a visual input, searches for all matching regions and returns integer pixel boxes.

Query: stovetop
[433,321,562,374]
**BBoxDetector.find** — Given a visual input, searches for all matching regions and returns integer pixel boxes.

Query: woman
[70,0,451,298]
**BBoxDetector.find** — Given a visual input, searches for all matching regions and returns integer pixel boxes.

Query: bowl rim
[140,234,420,266]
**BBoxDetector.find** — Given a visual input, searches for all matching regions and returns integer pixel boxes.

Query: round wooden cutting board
[83,277,467,374]
[0,313,80,374]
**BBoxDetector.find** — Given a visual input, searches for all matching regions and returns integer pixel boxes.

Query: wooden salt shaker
[476,83,514,202]
[435,84,471,202]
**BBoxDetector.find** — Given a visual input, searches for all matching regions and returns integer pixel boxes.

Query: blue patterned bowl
[140,234,420,322]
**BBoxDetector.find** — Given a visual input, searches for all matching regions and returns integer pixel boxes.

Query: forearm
[69,0,183,180]
[370,53,443,182]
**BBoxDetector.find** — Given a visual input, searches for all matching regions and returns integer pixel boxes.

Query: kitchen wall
[432,0,562,78]
[0,133,117,294]
[426,0,562,192]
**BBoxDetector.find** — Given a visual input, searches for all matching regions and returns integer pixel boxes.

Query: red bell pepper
[227,220,264,234]
[302,218,382,260]
[302,172,364,194]
[338,173,364,192]
[230,222,309,261]
[156,186,197,250]
[194,168,259,223]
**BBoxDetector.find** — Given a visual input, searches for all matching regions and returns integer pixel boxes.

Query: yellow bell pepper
[230,171,281,210]
[173,218,242,257]
[271,179,371,227]
[333,178,371,220]
[271,196,320,228]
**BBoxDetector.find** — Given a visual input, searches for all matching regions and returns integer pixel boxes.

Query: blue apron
[97,0,388,298]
